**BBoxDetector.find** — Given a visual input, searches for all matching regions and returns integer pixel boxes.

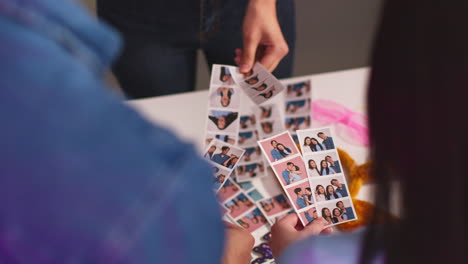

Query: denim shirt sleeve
[0,14,223,264]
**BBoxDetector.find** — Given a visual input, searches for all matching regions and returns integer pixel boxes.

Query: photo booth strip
[236,107,268,183]
[217,178,272,244]
[280,77,313,144]
[204,64,242,148]
[296,127,358,227]
[203,138,246,192]
[256,193,293,225]
[257,131,316,226]
[230,62,286,105]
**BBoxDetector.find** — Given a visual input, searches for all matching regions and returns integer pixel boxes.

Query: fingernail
[240,64,250,72]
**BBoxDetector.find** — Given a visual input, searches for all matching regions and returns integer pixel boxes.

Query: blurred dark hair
[361,0,467,263]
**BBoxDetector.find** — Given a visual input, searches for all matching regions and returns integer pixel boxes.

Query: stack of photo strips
[258,128,357,226]
[203,64,357,264]
[236,108,267,183]
[282,77,312,144]
[203,64,283,263]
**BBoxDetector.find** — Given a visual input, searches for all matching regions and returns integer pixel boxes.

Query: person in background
[0,0,254,262]
[97,0,295,98]
[269,0,467,263]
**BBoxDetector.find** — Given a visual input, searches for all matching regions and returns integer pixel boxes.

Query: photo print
[316,198,357,226]
[310,174,350,203]
[236,161,266,182]
[225,192,255,218]
[207,109,239,134]
[271,155,307,186]
[284,179,314,210]
[297,127,337,153]
[238,131,258,147]
[236,208,268,233]
[303,150,343,177]
[211,65,237,86]
[209,86,241,109]
[257,131,300,164]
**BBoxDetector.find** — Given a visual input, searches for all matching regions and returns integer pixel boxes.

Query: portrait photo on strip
[204,140,244,169]
[317,198,357,226]
[239,114,257,131]
[284,79,311,100]
[211,166,232,192]
[217,179,241,203]
[205,133,237,147]
[240,146,262,163]
[285,98,311,115]
[284,179,314,211]
[258,193,292,217]
[310,174,350,203]
[298,206,318,225]
[272,156,307,186]
[236,161,265,181]
[258,132,299,164]
[211,65,236,86]
[297,127,337,153]
[236,208,268,233]
[224,192,255,218]
[207,109,239,134]
[285,115,311,133]
[238,130,259,146]
[303,150,343,176]
[256,104,280,121]
[209,86,240,109]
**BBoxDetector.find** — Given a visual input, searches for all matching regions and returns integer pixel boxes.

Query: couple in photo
[205,146,239,169]
[293,187,314,209]
[270,140,292,161]
[303,132,335,152]
[282,162,303,185]
[314,181,347,202]
[322,201,354,224]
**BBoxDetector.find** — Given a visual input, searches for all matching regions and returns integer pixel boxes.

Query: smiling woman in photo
[319,160,336,175]
[216,87,234,107]
[208,110,238,131]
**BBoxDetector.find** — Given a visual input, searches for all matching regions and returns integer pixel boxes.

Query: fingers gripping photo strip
[229,62,286,105]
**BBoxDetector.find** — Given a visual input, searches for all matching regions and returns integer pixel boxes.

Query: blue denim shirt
[0,0,223,262]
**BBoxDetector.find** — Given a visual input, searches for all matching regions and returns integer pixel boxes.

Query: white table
[128,67,373,202]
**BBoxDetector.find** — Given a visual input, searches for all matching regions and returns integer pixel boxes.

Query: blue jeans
[97,0,295,98]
